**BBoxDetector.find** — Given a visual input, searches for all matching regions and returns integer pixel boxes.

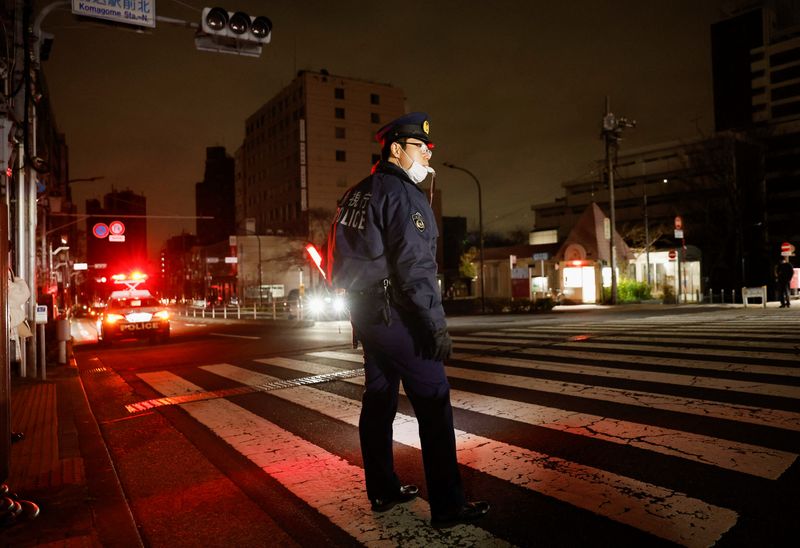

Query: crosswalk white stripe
[447,347,800,399]
[505,326,799,339]
[207,363,738,547]
[307,351,800,432]
[552,341,800,362]
[471,331,800,351]
[256,357,796,479]
[450,336,800,377]
[137,370,506,548]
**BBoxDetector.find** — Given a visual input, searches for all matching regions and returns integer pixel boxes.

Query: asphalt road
[72,305,800,547]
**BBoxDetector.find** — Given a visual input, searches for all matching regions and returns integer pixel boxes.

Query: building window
[370,112,380,124]
[336,150,346,162]
[370,93,380,105]
[335,107,345,119]
[335,127,346,139]
[371,153,381,164]
[335,87,345,99]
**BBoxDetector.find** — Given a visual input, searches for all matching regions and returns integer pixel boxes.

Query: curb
[69,347,144,547]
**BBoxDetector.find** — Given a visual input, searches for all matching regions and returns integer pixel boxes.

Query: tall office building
[195,146,235,245]
[237,70,406,243]
[711,1,800,257]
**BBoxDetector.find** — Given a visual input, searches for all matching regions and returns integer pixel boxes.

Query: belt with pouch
[348,278,391,298]
[348,278,392,326]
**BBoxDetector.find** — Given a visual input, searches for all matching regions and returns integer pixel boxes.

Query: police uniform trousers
[350,302,466,517]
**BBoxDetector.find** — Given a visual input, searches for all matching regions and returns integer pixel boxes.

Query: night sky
[42,0,730,259]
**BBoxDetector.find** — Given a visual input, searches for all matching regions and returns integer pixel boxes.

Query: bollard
[237,305,240,320]
[272,300,276,320]
[253,304,257,320]
[223,306,227,319]
[56,318,70,365]
[38,324,46,380]
[212,306,216,319]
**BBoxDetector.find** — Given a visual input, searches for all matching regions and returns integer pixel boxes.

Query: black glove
[427,328,452,362]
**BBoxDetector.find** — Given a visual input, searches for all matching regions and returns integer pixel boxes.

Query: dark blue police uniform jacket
[329,161,446,333]
[328,161,465,515]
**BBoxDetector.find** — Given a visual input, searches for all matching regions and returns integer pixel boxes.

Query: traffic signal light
[195,7,273,58]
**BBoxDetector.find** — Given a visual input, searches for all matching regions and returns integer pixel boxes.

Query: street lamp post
[442,162,485,313]
[257,235,263,306]
[643,181,650,286]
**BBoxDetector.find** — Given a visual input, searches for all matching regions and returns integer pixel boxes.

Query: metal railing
[176,302,304,321]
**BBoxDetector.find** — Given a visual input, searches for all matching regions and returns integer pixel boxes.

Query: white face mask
[401,147,434,184]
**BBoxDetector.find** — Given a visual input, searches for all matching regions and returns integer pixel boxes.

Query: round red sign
[109,221,126,235]
[668,250,677,260]
[781,242,793,253]
[92,223,109,238]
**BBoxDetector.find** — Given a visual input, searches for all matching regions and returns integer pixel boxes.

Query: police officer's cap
[375,112,432,146]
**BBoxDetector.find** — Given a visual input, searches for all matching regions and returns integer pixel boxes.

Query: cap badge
[412,212,426,232]
[422,120,430,135]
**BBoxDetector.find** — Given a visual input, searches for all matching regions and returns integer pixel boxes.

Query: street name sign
[72,0,156,28]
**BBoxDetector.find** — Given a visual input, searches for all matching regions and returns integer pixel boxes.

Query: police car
[96,288,170,345]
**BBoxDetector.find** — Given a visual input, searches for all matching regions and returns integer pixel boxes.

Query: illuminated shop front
[560,260,602,304]
[630,247,702,302]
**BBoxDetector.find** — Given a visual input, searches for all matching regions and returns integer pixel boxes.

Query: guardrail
[176,302,303,321]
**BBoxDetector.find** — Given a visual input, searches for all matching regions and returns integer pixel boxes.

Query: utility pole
[601,97,636,305]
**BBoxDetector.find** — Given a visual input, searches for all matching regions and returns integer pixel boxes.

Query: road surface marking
[209,333,261,340]
[137,370,507,547]
[450,336,800,376]
[445,348,800,399]
[203,363,738,547]
[471,331,800,351]
[307,351,800,432]
[261,357,795,479]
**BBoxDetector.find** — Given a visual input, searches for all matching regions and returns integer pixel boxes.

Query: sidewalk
[2,353,142,547]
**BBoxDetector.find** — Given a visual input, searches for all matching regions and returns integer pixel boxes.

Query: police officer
[327,112,489,528]
[777,256,794,308]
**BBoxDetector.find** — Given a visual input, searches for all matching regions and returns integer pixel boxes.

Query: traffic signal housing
[196,7,272,57]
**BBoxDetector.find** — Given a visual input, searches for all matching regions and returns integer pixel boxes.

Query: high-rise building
[86,190,147,274]
[711,1,800,263]
[237,70,406,243]
[195,146,235,245]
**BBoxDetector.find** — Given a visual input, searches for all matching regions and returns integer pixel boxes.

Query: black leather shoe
[431,501,490,529]
[370,484,420,512]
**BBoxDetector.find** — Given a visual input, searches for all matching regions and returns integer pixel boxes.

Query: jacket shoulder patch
[411,212,425,232]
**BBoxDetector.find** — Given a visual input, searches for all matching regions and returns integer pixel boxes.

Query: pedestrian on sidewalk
[777,256,794,308]
[326,112,489,528]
